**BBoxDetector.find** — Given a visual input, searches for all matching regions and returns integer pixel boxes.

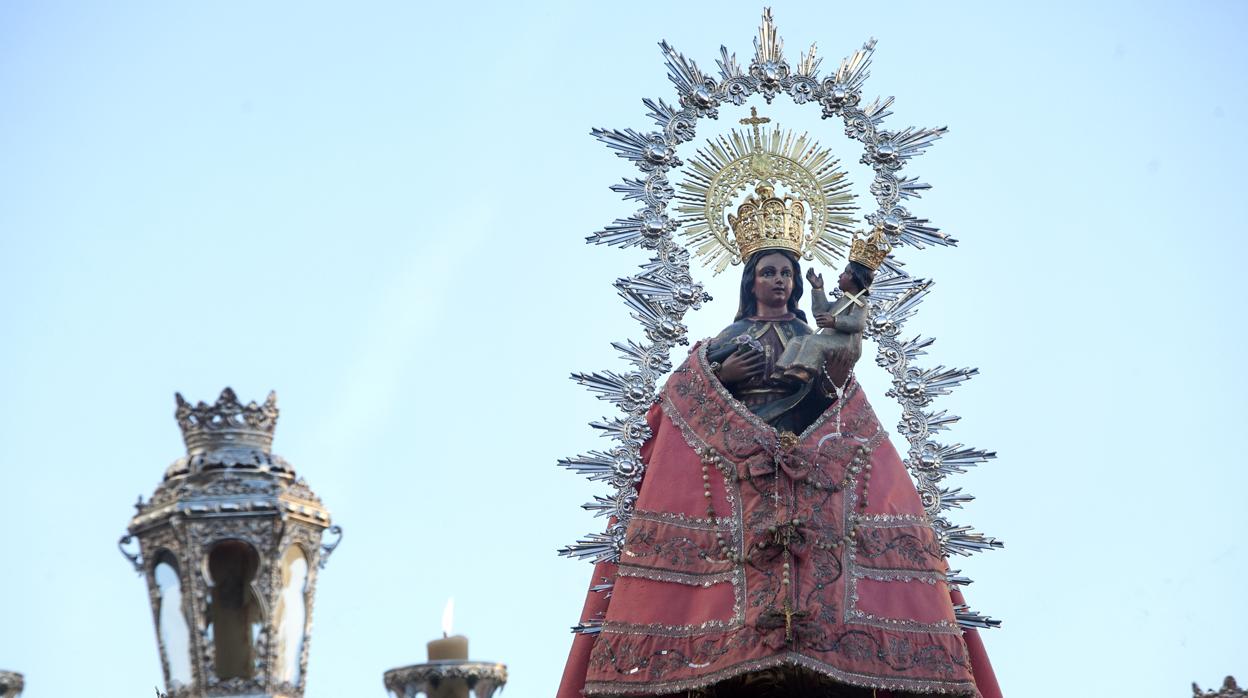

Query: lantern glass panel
[154,554,194,687]
[274,545,309,685]
[206,540,262,680]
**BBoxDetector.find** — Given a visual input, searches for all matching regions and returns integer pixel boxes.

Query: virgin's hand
[814,312,836,329]
[806,267,824,290]
[719,349,766,385]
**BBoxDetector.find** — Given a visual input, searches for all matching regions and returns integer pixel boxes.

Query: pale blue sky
[1,2,1245,696]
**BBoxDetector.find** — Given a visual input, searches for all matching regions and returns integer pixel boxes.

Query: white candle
[427,598,469,698]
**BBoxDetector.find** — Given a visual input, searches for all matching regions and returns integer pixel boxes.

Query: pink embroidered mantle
[559,344,1001,697]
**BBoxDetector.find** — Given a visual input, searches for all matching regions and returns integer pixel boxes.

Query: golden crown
[726,182,807,261]
[848,227,892,271]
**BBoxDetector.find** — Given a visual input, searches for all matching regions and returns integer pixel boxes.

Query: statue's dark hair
[844,260,876,294]
[735,249,807,322]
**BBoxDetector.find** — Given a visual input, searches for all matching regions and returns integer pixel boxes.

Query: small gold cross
[739,106,771,146]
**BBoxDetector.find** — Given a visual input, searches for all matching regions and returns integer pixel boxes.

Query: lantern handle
[319,525,343,569]
[118,534,143,573]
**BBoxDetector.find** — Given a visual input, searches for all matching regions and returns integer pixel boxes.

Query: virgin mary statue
[557,182,1001,697]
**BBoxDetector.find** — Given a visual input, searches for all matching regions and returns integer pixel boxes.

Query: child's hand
[806,267,824,290]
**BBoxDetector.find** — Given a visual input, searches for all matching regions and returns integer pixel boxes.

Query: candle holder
[383,660,506,698]
[0,671,24,698]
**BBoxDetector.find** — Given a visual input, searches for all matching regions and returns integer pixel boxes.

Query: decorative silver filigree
[0,671,23,698]
[1195,677,1247,698]
[750,9,789,103]
[123,390,337,697]
[176,388,278,454]
[383,661,507,698]
[562,8,1001,631]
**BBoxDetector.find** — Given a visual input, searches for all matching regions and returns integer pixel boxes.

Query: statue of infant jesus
[773,261,875,389]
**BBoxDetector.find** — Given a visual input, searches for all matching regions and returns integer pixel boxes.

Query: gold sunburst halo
[674,117,858,274]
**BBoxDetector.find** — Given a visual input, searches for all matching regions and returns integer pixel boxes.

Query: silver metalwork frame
[559,9,1001,631]
[0,671,23,698]
[1195,677,1247,698]
[120,389,338,697]
[383,661,507,698]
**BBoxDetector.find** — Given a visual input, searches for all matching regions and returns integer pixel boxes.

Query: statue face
[838,268,854,293]
[752,252,794,310]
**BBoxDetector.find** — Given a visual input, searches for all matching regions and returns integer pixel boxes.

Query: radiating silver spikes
[611,175,676,209]
[954,605,1002,630]
[618,286,690,345]
[936,520,1004,557]
[923,409,961,433]
[559,531,625,563]
[894,175,931,199]
[785,43,822,104]
[591,128,680,172]
[615,274,709,314]
[659,41,719,117]
[870,207,956,249]
[583,491,635,521]
[882,126,949,164]
[611,177,651,203]
[750,8,789,102]
[590,414,652,449]
[572,616,605,635]
[588,210,675,250]
[945,569,973,588]
[795,44,821,78]
[860,96,894,126]
[821,38,875,116]
[556,449,638,484]
[612,339,673,376]
[936,487,975,511]
[716,46,756,105]
[867,269,924,303]
[870,278,933,334]
[890,365,978,407]
[642,97,698,145]
[583,495,617,518]
[915,442,997,479]
[572,370,655,411]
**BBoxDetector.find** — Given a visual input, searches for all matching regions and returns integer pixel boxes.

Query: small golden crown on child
[848,227,891,271]
[727,182,807,261]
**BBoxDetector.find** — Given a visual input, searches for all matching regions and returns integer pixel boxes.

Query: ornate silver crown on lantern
[175,387,278,454]
[675,107,857,272]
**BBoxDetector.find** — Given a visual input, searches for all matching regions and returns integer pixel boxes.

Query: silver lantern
[120,389,341,698]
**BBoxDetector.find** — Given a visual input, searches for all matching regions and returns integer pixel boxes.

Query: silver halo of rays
[561,8,1002,634]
